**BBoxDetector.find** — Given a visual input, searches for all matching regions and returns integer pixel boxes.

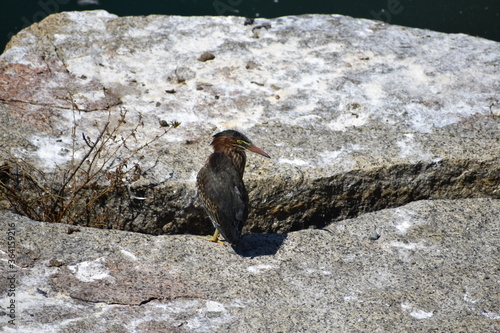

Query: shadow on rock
[232,233,287,257]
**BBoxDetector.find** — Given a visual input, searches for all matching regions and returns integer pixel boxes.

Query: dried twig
[0,105,180,227]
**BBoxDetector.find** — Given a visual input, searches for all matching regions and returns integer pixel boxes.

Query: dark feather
[197,152,249,244]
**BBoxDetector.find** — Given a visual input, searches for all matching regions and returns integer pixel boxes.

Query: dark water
[1,0,499,52]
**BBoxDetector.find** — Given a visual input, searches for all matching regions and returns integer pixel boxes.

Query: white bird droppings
[68,258,110,282]
[246,264,275,274]
[410,309,434,319]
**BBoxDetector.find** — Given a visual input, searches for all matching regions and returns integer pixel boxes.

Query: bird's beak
[247,144,271,158]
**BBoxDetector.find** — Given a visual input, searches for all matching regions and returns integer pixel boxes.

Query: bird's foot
[196,235,226,245]
[196,229,226,245]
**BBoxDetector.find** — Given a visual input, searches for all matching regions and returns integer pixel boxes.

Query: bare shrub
[0,107,179,227]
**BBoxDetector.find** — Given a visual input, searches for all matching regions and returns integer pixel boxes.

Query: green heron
[197,130,270,245]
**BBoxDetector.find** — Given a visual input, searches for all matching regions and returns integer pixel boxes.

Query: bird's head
[212,130,270,158]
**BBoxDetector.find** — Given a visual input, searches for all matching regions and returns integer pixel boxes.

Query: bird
[196,130,270,245]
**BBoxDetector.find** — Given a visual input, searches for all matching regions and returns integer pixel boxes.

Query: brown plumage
[197,130,270,245]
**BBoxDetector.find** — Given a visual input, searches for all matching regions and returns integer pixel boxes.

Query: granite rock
[0,199,499,332]
[0,11,498,235]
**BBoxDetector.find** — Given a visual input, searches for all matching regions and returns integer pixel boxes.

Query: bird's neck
[226,149,247,177]
[212,147,246,177]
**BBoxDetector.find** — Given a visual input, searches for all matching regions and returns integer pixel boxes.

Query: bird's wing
[197,153,249,243]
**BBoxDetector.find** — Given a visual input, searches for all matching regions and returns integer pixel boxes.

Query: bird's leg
[208,229,221,243]
[197,229,226,245]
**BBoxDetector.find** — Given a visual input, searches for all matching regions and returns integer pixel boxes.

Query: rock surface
[0,199,499,332]
[0,13,499,330]
[0,11,498,235]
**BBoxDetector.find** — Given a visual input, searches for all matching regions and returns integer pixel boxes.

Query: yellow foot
[196,230,226,245]
[196,235,226,245]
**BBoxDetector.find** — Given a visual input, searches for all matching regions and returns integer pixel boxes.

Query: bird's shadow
[231,233,287,257]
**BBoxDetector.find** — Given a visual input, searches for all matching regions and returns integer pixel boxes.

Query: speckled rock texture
[0,199,499,332]
[0,11,498,235]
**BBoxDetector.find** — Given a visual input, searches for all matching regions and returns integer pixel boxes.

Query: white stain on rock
[391,208,428,234]
[185,300,232,331]
[246,264,275,274]
[25,136,74,169]
[68,258,110,282]
[120,248,138,261]
[278,158,310,166]
[401,302,434,319]
[410,309,434,319]
[388,241,428,251]
[482,311,500,320]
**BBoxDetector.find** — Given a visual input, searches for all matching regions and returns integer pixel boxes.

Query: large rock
[0,11,499,236]
[1,11,498,332]
[0,199,498,332]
